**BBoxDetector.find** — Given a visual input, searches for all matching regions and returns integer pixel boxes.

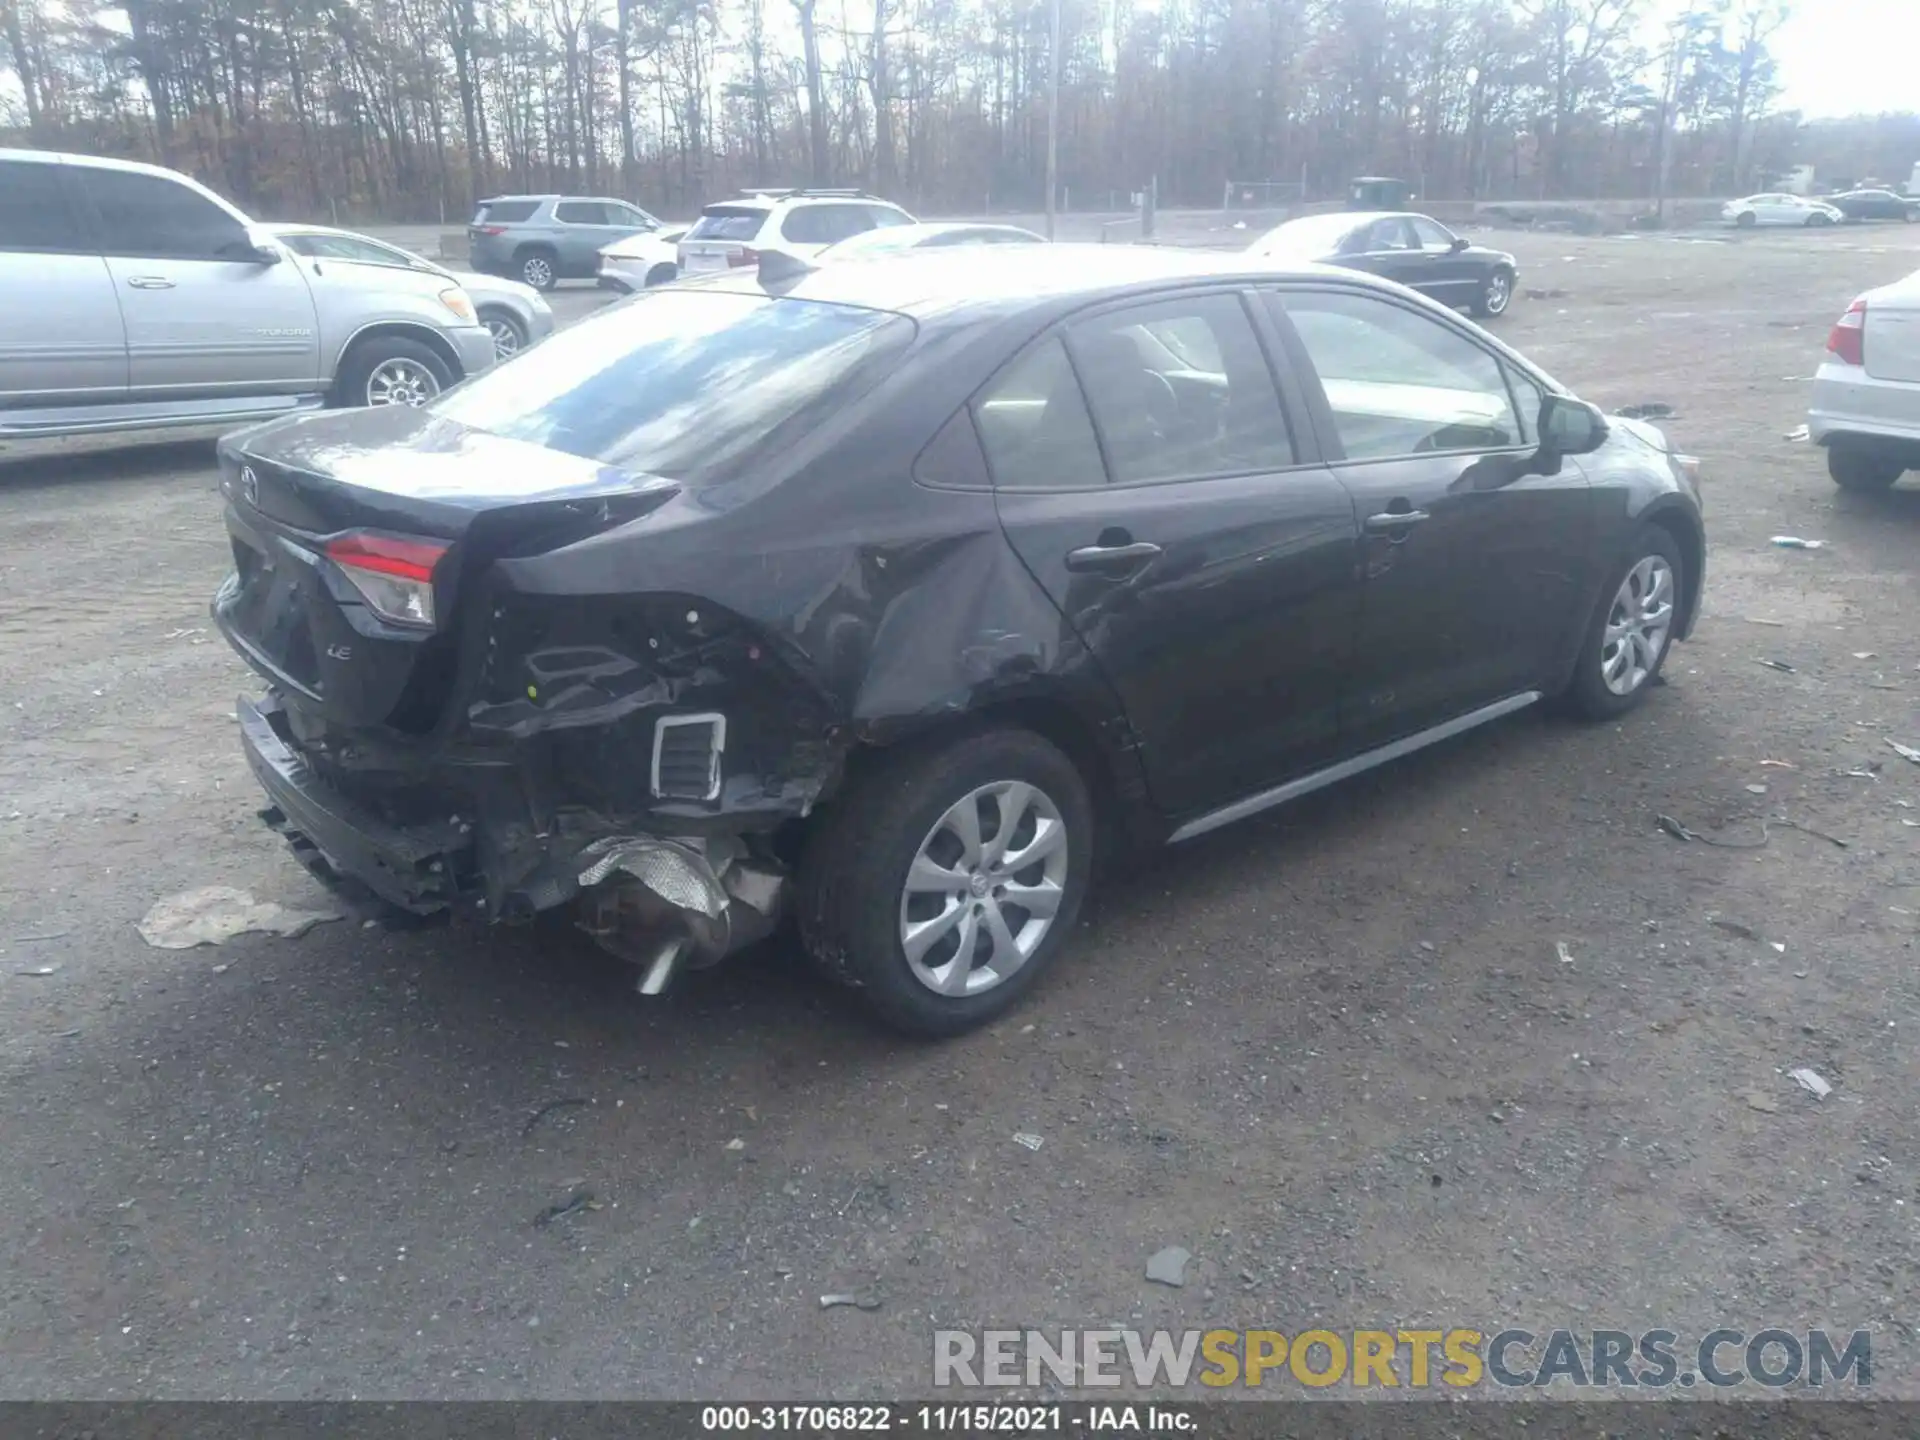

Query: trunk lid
[1864,292,1920,384]
[212,406,677,736]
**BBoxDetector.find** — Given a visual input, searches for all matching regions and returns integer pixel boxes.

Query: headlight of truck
[438,287,476,323]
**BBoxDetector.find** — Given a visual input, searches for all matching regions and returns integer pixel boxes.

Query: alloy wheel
[365,357,441,407]
[1600,555,1674,696]
[485,316,522,359]
[1485,272,1511,313]
[522,255,553,288]
[898,780,1070,998]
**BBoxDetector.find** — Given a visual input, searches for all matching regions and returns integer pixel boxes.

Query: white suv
[677,189,915,275]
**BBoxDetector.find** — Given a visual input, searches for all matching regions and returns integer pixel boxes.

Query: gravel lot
[2,224,1919,1401]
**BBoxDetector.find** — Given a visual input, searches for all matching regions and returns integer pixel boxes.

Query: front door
[75,166,320,396]
[1407,216,1478,304]
[982,289,1360,818]
[1268,285,1594,748]
[0,158,127,407]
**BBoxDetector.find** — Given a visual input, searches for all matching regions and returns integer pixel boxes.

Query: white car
[597,226,688,292]
[817,221,1045,260]
[677,189,915,274]
[1722,193,1844,228]
[1809,268,1920,490]
[270,224,554,360]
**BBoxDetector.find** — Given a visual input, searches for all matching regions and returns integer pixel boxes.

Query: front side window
[864,205,915,230]
[1280,289,1525,460]
[432,290,913,484]
[1410,217,1456,252]
[973,336,1106,490]
[1364,218,1416,252]
[554,201,610,225]
[0,161,87,252]
[783,205,873,244]
[78,168,250,261]
[1067,293,1294,484]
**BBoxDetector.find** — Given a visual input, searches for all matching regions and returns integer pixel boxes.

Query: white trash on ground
[137,885,343,949]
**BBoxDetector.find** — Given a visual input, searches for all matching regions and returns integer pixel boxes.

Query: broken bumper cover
[237,693,786,970]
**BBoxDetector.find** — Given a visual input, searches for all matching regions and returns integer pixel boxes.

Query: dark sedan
[211,247,1703,1036]
[1827,188,1918,222]
[1249,210,1519,317]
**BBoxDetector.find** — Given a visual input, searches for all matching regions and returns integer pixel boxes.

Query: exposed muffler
[572,834,784,993]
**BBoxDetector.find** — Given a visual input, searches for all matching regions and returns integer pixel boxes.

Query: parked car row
[1721,190,1919,228]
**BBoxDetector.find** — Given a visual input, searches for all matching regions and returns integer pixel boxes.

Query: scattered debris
[137,886,342,949]
[1012,1132,1044,1151]
[522,1097,589,1137]
[1657,814,1769,849]
[1711,919,1762,942]
[1853,652,1877,660]
[1843,767,1879,780]
[1743,1091,1779,1114]
[1756,658,1796,673]
[163,627,206,640]
[725,1138,745,1151]
[1525,287,1570,300]
[1555,941,1575,964]
[1770,942,1787,954]
[1782,425,1810,442]
[1888,740,1920,766]
[819,1293,883,1311]
[1745,783,1769,795]
[13,930,70,942]
[1759,759,1795,769]
[1615,402,1674,420]
[1775,818,1849,849]
[1146,1246,1192,1287]
[1788,1068,1832,1100]
[1743,616,1786,627]
[1770,535,1824,550]
[533,1188,598,1226]
[15,964,60,977]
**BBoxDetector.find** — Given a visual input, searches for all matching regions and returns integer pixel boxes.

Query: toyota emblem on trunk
[240,465,259,505]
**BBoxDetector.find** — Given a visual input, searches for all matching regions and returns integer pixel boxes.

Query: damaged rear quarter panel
[470,322,1146,829]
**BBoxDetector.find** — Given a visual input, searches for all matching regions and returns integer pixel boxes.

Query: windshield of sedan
[1249,212,1363,259]
[433,289,914,483]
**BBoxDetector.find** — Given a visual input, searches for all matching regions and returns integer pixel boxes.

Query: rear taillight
[324,533,449,629]
[474,224,507,236]
[728,247,761,268]
[1827,298,1866,366]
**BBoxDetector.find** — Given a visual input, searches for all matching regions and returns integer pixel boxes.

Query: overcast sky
[1746,0,1912,118]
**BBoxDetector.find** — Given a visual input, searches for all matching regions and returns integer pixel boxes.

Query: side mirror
[1449,235,1469,253]
[247,243,284,265]
[1537,395,1608,471]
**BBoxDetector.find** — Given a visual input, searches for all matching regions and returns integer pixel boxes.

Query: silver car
[1809,267,1920,491]
[269,224,554,360]
[0,149,498,440]
[466,195,665,290]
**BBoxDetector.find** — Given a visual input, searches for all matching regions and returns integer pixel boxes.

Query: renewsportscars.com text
[932,1327,1872,1390]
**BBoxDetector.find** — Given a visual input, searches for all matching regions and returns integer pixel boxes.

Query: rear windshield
[688,207,768,241]
[433,290,914,483]
[474,199,539,223]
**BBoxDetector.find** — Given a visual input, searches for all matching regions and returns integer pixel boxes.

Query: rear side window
[973,336,1106,490]
[1067,293,1295,483]
[474,200,540,223]
[1280,289,1524,459]
[77,168,251,261]
[689,207,768,241]
[432,290,913,484]
[0,161,87,252]
[782,204,872,245]
[864,205,914,229]
[554,201,610,224]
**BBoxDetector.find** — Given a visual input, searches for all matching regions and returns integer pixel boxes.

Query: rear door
[74,165,320,396]
[983,289,1360,818]
[551,200,626,274]
[0,157,127,408]
[1267,284,1593,748]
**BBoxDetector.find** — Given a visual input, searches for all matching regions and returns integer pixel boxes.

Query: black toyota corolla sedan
[211,245,1704,1036]
[1248,210,1520,318]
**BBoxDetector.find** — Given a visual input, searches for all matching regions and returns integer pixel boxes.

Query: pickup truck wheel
[516,248,558,291]
[797,728,1093,1037]
[1559,524,1683,721]
[336,337,453,409]
[1828,444,1903,492]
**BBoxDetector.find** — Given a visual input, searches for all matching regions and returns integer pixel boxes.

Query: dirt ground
[2,226,1919,1402]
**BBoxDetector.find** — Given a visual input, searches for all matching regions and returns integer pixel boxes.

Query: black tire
[1559,524,1685,722]
[1471,266,1514,318]
[516,246,559,291]
[796,727,1094,1037]
[478,306,528,360]
[332,335,454,409]
[1734,211,1757,229]
[1807,212,1833,227]
[1828,444,1903,492]
[644,263,679,287]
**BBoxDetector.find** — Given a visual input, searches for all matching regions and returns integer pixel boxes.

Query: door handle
[1364,509,1430,534]
[126,276,175,289]
[1064,540,1163,573]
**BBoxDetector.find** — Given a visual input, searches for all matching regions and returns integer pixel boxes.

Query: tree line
[0,0,1907,223]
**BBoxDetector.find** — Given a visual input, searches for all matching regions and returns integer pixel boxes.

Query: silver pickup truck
[0,149,498,441]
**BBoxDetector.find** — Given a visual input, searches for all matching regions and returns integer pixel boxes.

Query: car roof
[689,242,1383,319]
